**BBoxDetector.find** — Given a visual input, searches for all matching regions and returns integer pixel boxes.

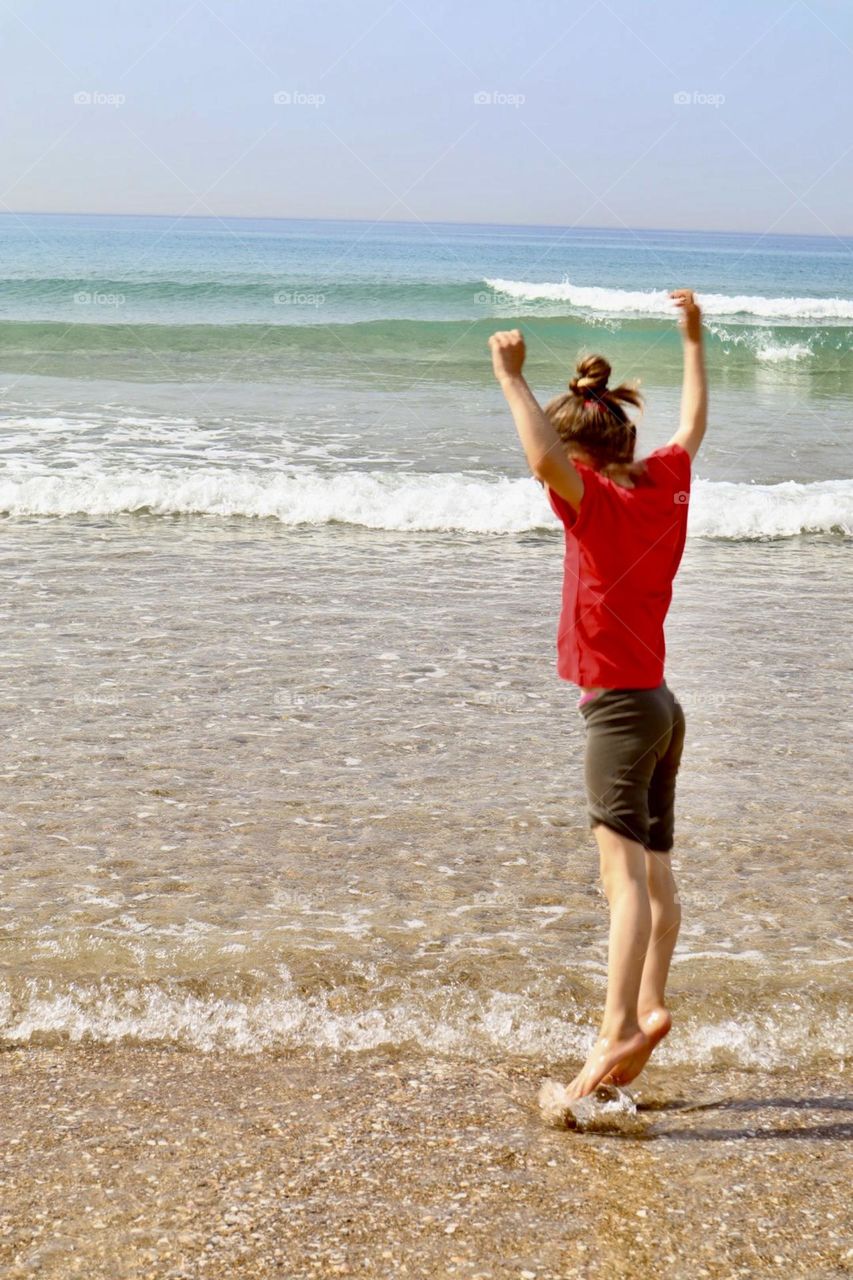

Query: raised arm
[668,289,707,461]
[488,328,584,510]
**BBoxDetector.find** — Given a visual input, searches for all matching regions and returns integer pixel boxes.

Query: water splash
[538,1079,644,1134]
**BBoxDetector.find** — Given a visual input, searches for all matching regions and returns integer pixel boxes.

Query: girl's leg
[638,849,681,1018]
[630,689,685,1049]
[601,850,680,1086]
[564,824,652,1100]
[600,690,685,1087]
[570,686,683,1097]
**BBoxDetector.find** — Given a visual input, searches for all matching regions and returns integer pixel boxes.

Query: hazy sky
[2,0,852,234]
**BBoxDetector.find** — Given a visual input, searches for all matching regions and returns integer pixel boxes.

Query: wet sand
[1,1044,849,1278]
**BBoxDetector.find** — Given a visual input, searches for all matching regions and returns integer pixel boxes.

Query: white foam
[484,277,853,322]
[0,469,541,533]
[688,475,852,538]
[1,978,849,1068]
[657,1010,852,1070]
[704,322,817,362]
[0,468,850,539]
[755,341,813,363]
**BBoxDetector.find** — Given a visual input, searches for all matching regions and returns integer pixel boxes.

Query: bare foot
[601,1006,672,1086]
[564,1026,651,1100]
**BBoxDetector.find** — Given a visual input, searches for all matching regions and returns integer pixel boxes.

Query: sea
[0,213,850,1077]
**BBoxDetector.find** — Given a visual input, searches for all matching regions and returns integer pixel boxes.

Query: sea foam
[0,469,850,538]
[1,976,849,1068]
[484,277,853,322]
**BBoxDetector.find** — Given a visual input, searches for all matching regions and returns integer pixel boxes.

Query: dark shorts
[578,681,686,853]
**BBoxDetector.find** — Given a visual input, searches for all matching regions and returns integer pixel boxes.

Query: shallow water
[0,519,849,1069]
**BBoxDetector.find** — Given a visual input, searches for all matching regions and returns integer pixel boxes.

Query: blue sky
[2,0,852,233]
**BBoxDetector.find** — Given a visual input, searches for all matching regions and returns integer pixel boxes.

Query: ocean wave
[484,277,853,322]
[704,322,818,363]
[0,975,847,1067]
[0,469,850,538]
[0,319,850,388]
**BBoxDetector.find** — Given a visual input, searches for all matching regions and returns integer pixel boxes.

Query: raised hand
[667,289,707,461]
[669,289,702,344]
[488,328,526,383]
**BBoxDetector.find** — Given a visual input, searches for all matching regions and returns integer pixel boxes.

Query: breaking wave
[1,469,851,538]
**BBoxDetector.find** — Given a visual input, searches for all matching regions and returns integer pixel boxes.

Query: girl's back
[546,441,692,688]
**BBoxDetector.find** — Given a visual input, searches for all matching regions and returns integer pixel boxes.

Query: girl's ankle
[599,1019,643,1041]
[637,1000,667,1020]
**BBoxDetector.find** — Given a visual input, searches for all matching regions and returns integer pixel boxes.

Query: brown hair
[544,354,643,474]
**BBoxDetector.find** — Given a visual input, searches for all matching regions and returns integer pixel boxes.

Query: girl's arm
[668,289,707,461]
[488,328,585,510]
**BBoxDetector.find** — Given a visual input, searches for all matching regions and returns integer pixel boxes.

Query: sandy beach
[1,1043,849,1279]
[3,0,853,1269]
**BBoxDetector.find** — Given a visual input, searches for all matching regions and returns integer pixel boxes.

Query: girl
[489,290,706,1099]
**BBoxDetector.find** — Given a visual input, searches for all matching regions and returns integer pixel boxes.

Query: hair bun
[569,354,611,397]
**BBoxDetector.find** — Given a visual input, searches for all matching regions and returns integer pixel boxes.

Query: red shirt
[546,443,691,688]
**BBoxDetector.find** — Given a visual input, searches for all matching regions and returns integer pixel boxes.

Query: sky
[2,0,853,235]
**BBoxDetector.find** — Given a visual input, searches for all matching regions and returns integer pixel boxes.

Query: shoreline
[1,1044,849,1279]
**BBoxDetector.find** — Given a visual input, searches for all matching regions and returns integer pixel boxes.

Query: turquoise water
[2,215,853,390]
[1,212,852,515]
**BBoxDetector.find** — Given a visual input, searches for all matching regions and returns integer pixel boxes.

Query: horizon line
[1,209,851,242]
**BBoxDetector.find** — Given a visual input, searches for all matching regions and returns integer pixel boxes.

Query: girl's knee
[645,849,677,891]
[595,827,649,896]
